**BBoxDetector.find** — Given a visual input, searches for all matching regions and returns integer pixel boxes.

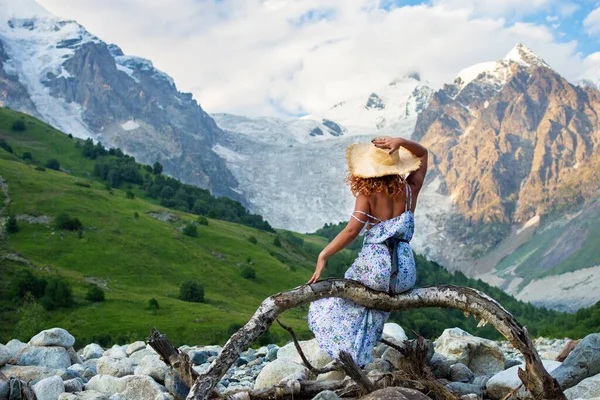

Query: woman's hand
[372,137,405,154]
[307,255,327,284]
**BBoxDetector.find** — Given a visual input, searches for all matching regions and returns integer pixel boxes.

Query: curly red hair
[346,174,407,197]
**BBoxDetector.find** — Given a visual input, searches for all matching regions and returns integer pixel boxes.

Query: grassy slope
[0,108,321,347]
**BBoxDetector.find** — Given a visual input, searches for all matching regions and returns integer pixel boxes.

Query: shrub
[42,277,74,310]
[273,237,282,247]
[74,182,91,188]
[0,139,13,153]
[7,215,19,233]
[126,190,135,199]
[197,216,209,226]
[148,298,160,310]
[183,223,198,237]
[153,161,163,175]
[34,166,46,172]
[241,266,256,280]
[134,212,139,219]
[22,152,33,161]
[86,285,105,302]
[248,236,257,245]
[145,165,153,173]
[10,270,47,299]
[45,158,60,171]
[11,120,26,131]
[55,213,83,231]
[179,281,204,303]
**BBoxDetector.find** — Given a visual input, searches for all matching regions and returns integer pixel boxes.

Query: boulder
[382,323,408,343]
[358,387,432,399]
[82,344,104,360]
[449,363,474,383]
[67,347,83,365]
[277,339,332,369]
[0,375,8,400]
[1,364,63,384]
[58,391,109,400]
[64,377,84,392]
[32,376,65,400]
[0,344,9,367]
[505,359,523,369]
[126,341,146,356]
[472,375,490,389]
[113,375,168,400]
[129,349,155,365]
[102,345,127,359]
[165,370,190,400]
[564,373,600,400]
[254,359,309,390]
[96,356,135,377]
[85,375,127,395]
[435,328,505,375]
[365,359,393,375]
[551,333,600,389]
[312,390,341,400]
[68,363,85,376]
[15,345,71,369]
[5,339,28,359]
[29,328,75,348]
[134,355,168,384]
[446,382,482,396]
[485,360,561,400]
[429,352,456,379]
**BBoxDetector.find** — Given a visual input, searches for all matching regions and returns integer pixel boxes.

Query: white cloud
[35,0,589,117]
[432,0,555,18]
[557,2,579,17]
[584,7,600,38]
[546,15,559,22]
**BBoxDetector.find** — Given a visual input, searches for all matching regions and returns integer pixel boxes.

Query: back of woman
[307,136,428,367]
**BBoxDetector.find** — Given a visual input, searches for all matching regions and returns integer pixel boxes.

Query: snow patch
[516,215,540,235]
[121,120,140,131]
[115,63,139,82]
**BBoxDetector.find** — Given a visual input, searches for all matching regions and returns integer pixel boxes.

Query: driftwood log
[181,280,565,400]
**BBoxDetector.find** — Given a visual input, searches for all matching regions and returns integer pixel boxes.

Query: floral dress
[308,184,417,366]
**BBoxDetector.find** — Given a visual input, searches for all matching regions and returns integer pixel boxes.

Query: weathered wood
[338,350,375,395]
[187,281,566,400]
[147,328,199,389]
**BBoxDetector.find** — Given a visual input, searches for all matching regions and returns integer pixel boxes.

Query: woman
[307,136,428,367]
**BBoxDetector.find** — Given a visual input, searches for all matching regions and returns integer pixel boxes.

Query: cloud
[36,0,590,117]
[546,15,559,22]
[584,7,600,38]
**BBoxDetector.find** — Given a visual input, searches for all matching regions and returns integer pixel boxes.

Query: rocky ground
[0,325,599,400]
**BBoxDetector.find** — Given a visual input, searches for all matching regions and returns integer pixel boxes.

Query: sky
[32,0,600,117]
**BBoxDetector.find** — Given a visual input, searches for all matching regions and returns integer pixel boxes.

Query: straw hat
[346,137,421,178]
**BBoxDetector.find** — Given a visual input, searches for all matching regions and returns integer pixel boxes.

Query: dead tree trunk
[187,280,566,400]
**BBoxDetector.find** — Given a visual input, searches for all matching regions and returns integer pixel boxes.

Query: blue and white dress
[308,184,417,366]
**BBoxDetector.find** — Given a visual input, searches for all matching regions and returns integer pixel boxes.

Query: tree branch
[185,280,565,400]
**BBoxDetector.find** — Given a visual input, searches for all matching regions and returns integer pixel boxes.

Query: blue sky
[35,0,600,117]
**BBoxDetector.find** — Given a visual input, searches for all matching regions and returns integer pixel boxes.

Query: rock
[365,359,393,374]
[0,375,8,400]
[5,339,28,359]
[551,333,600,389]
[564,373,600,400]
[165,370,189,400]
[32,376,65,400]
[115,375,168,400]
[128,349,155,365]
[236,357,250,367]
[102,345,127,359]
[86,375,126,395]
[83,366,97,379]
[446,382,482,396]
[254,359,309,390]
[189,350,212,365]
[435,328,505,375]
[0,345,9,367]
[358,387,432,399]
[556,339,581,362]
[125,341,146,356]
[382,323,408,343]
[29,328,75,348]
[505,359,523,369]
[449,363,474,383]
[1,364,63,384]
[429,352,456,379]
[58,391,109,400]
[277,339,332,369]
[312,390,341,400]
[82,344,104,360]
[134,355,168,384]
[68,363,85,376]
[459,395,481,400]
[267,347,278,361]
[381,346,405,370]
[67,347,84,365]
[64,377,84,392]
[15,345,71,369]
[96,356,135,377]
[485,360,562,400]
[472,375,490,389]
[256,346,269,357]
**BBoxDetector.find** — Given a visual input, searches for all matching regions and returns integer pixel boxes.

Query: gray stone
[0,375,8,400]
[134,355,168,384]
[165,370,189,400]
[256,346,269,357]
[446,382,482,396]
[485,360,561,400]
[435,328,505,375]
[114,375,168,399]
[4,339,28,359]
[125,341,146,356]
[82,344,104,360]
[429,352,456,379]
[267,347,278,361]
[472,375,490,389]
[103,346,127,359]
[96,356,135,377]
[311,390,341,400]
[551,333,600,390]
[254,359,309,390]
[32,376,65,400]
[277,339,332,369]
[67,347,83,365]
[505,359,523,369]
[64,378,84,392]
[460,395,482,400]
[359,387,432,399]
[83,366,97,379]
[128,349,155,365]
[68,363,85,376]
[564,373,600,400]
[365,359,393,374]
[58,391,109,400]
[1,365,62,384]
[85,375,127,395]
[15,345,71,369]
[382,323,408,343]
[449,363,475,383]
[29,328,75,348]
[0,345,9,368]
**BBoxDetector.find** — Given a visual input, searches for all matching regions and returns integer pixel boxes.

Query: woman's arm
[371,137,428,190]
[307,194,369,284]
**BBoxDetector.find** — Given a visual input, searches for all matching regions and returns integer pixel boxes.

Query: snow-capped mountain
[0,0,241,201]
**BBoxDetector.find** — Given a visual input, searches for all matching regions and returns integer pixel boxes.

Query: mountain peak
[503,43,549,68]
[0,0,52,21]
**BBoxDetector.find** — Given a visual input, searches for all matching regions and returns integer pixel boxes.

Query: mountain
[0,0,241,201]
[213,45,600,312]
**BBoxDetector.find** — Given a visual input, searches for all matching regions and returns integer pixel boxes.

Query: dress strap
[405,184,413,212]
[353,210,383,224]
